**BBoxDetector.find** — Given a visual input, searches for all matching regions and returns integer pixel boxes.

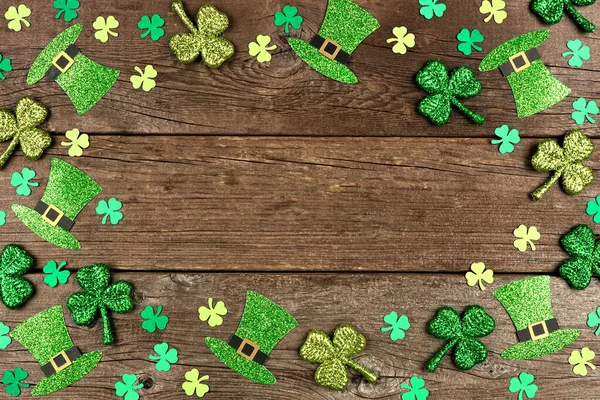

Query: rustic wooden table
[1,0,599,398]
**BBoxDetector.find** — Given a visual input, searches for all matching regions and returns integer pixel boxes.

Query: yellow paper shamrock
[465,262,494,291]
[479,0,507,23]
[130,65,157,92]
[93,16,119,43]
[61,128,89,157]
[513,225,540,252]
[248,35,277,63]
[198,298,227,327]
[5,5,31,32]
[569,347,596,376]
[387,26,415,55]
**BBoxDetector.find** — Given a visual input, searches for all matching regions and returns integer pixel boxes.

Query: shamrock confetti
[401,376,429,400]
[141,305,169,333]
[572,97,598,125]
[96,198,124,225]
[182,369,210,398]
[53,0,79,22]
[492,125,520,154]
[0,54,12,80]
[0,322,11,349]
[249,35,277,63]
[10,167,37,196]
[115,374,143,400]
[480,0,507,23]
[532,0,595,32]
[138,14,165,41]
[61,128,89,157]
[586,195,600,223]
[456,28,484,56]
[419,0,446,19]
[559,224,600,289]
[149,342,178,372]
[569,347,596,376]
[0,244,34,309]
[198,298,227,327]
[381,311,410,340]
[0,211,5,226]
[4,5,31,32]
[465,262,494,290]
[563,40,591,68]
[93,16,119,43]
[1,368,29,397]
[513,225,540,252]
[42,260,70,287]
[508,372,538,399]
[587,307,600,335]
[130,65,157,92]
[274,5,303,34]
[387,26,416,55]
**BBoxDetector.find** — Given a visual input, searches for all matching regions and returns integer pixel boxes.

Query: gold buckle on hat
[237,338,260,361]
[49,350,72,373]
[41,204,64,227]
[319,38,342,60]
[528,320,549,341]
[509,51,531,73]
[52,51,75,74]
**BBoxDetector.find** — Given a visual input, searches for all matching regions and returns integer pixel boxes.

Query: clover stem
[531,170,562,200]
[100,306,114,345]
[171,0,198,33]
[346,359,378,384]
[449,97,485,125]
[518,389,524,400]
[0,136,19,168]
[478,279,485,291]
[426,339,457,372]
[564,1,595,33]
[595,326,600,336]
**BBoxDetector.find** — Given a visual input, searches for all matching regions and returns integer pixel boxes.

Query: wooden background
[1,0,599,398]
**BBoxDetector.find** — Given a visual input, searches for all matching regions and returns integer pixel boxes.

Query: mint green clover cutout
[563,40,590,68]
[2,367,29,397]
[0,211,5,226]
[0,54,12,80]
[381,311,410,341]
[419,0,446,19]
[586,196,600,223]
[274,5,303,34]
[0,322,11,349]
[42,260,70,287]
[149,342,179,372]
[457,29,484,56]
[10,167,37,196]
[492,124,520,154]
[115,374,143,400]
[96,198,123,225]
[401,376,429,400]
[141,305,169,333]
[587,307,600,335]
[572,98,599,124]
[138,14,165,41]
[53,0,79,22]
[508,372,538,399]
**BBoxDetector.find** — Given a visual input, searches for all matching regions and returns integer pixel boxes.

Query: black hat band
[34,201,74,230]
[41,346,82,376]
[47,44,80,81]
[516,318,559,342]
[499,48,540,76]
[310,36,351,65]
[228,335,269,365]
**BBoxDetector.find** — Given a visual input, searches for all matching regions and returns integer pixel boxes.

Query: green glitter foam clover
[559,224,600,290]
[0,244,35,309]
[532,0,595,32]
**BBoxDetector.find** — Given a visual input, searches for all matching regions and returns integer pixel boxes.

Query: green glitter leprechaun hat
[494,276,580,360]
[27,24,120,115]
[479,30,570,118]
[12,158,102,250]
[288,0,380,84]
[205,291,298,384]
[10,306,102,396]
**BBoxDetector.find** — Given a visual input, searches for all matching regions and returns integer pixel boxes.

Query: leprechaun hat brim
[11,204,80,250]
[501,329,580,360]
[205,337,276,385]
[288,38,358,84]
[32,351,102,396]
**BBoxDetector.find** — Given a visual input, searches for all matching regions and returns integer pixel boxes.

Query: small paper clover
[0,322,11,349]
[563,40,591,68]
[149,342,178,372]
[2,367,29,397]
[138,14,165,41]
[387,26,416,55]
[532,0,596,32]
[43,260,70,287]
[569,347,596,376]
[4,5,31,32]
[491,125,520,154]
[572,98,598,125]
[559,224,600,289]
[11,168,37,197]
[93,16,119,43]
[381,311,410,340]
[587,307,600,335]
[508,372,538,399]
[456,29,483,56]
[53,0,79,22]
[513,225,540,252]
[480,0,507,23]
[401,376,429,400]
[465,262,494,290]
[198,298,227,327]
[0,244,34,309]
[61,128,89,157]
[96,198,124,225]
[0,211,5,226]
[0,54,12,80]
[419,0,446,19]
[141,305,169,333]
[182,369,209,398]
[130,65,157,92]
[115,374,143,400]
[274,5,303,34]
[586,195,600,223]
[249,35,277,63]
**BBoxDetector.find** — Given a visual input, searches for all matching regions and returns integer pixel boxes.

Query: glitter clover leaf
[426,305,495,372]
[569,347,596,376]
[42,260,70,287]
[274,5,303,34]
[456,28,484,56]
[93,16,119,43]
[387,26,416,55]
[480,0,507,23]
[419,0,446,19]
[4,5,31,32]
[198,298,227,327]
[149,342,178,372]
[2,367,29,396]
[130,65,157,92]
[138,14,165,41]
[572,97,598,125]
[96,198,124,225]
[249,35,277,63]
[563,40,591,68]
[0,244,34,309]
[0,322,11,349]
[587,307,600,335]
[61,128,89,157]
[508,372,538,399]
[0,211,5,226]
[141,305,169,333]
[182,369,210,398]
[381,311,410,340]
[465,262,494,290]
[513,225,540,252]
[532,0,596,32]
[10,167,37,196]
[115,374,143,400]
[586,195,600,223]
[400,376,429,400]
[492,124,520,154]
[0,54,12,81]
[53,0,79,22]
[559,224,600,289]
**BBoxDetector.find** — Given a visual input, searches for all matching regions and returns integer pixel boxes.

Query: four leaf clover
[4,5,31,32]
[182,369,210,398]
[569,347,596,376]
[586,195,600,223]
[274,5,303,34]
[480,0,507,23]
[387,26,416,55]
[0,244,34,309]
[513,225,540,252]
[115,373,143,400]
[419,0,446,19]
[42,260,70,287]
[563,40,591,68]
[0,322,11,349]
[198,298,227,327]
[61,128,90,157]
[96,198,124,225]
[1,367,29,397]
[53,0,79,22]
[572,97,598,125]
[532,0,596,32]
[508,372,538,399]
[138,14,165,41]
[130,65,157,92]
[381,311,410,340]
[0,54,12,80]
[465,262,494,290]
[249,35,277,63]
[456,28,484,56]
[10,167,37,196]
[149,342,178,372]
[93,16,119,43]
[492,124,520,154]
[141,305,169,333]
[587,307,600,335]
[559,224,600,289]
[401,376,429,400]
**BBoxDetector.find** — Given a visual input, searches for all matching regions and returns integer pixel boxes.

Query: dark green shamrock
[1,367,29,396]
[140,305,169,333]
[138,14,165,41]
[53,0,79,22]
[67,264,134,345]
[532,0,595,32]
[417,60,485,126]
[531,129,594,200]
[274,5,303,34]
[0,53,12,81]
[426,305,495,372]
[0,244,34,309]
[559,224,600,289]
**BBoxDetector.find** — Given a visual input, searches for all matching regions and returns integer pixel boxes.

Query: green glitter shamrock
[115,374,143,400]
[426,305,495,372]
[492,124,520,154]
[274,5,303,34]
[559,224,600,289]
[419,0,446,19]
[249,35,277,63]
[0,54,12,80]
[10,167,37,196]
[96,198,124,225]
[141,305,169,333]
[572,97,598,125]
[563,40,591,68]
[0,244,34,309]
[149,342,179,372]
[586,195,600,223]
[457,29,484,56]
[130,65,157,92]
[0,322,11,349]
[0,211,5,226]
[417,60,485,126]
[67,264,134,345]
[182,369,210,397]
[508,372,538,399]
[531,129,594,200]
[42,260,70,287]
[5,5,31,32]
[93,16,119,43]
[1,367,29,396]
[586,307,600,335]
[532,0,596,32]
[401,376,429,400]
[138,14,165,41]
[198,298,227,327]
[569,347,596,376]
[61,128,90,157]
[53,0,79,22]
[381,311,410,340]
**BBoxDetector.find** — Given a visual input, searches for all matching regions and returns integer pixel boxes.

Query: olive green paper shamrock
[300,324,377,391]
[67,264,134,345]
[93,16,119,43]
[61,128,90,157]
[531,129,594,200]
[569,347,596,376]
[198,298,227,327]
[426,305,495,372]
[182,369,210,397]
[5,5,31,32]
[559,224,600,289]
[249,35,277,63]
[532,0,595,32]
[0,244,34,309]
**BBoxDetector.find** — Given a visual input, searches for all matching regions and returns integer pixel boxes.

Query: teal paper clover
[562,40,590,68]
[274,5,303,34]
[138,14,165,41]
[457,29,484,56]
[381,311,410,341]
[0,322,11,349]
[586,195,600,223]
[419,0,446,19]
[572,97,598,125]
[0,211,5,226]
[42,260,70,287]
[508,372,538,399]
[115,374,143,400]
[141,305,169,333]
[2,367,29,397]
[149,342,178,372]
[96,198,123,225]
[0,54,12,81]
[587,307,600,335]
[491,124,520,154]
[53,0,79,22]
[10,167,38,196]
[401,376,429,400]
